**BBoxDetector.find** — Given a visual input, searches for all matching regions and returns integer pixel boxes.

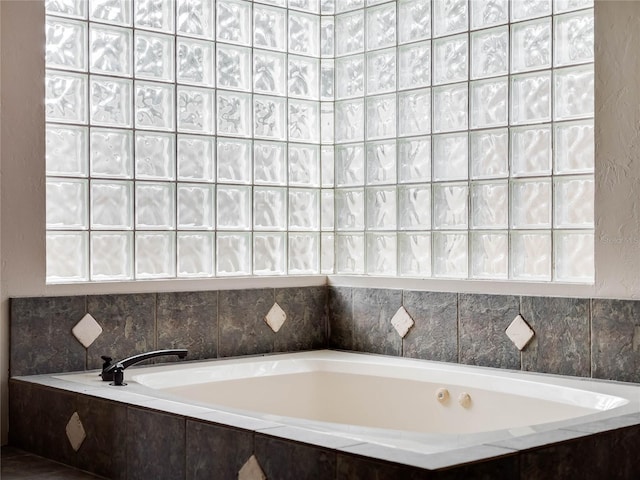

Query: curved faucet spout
[100,349,188,385]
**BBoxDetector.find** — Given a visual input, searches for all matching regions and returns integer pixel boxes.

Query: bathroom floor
[1,446,105,479]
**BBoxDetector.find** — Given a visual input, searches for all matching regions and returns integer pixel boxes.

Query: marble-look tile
[328,287,353,350]
[186,420,254,480]
[126,407,185,480]
[521,296,590,377]
[592,299,640,383]
[336,454,423,480]
[10,296,87,376]
[218,289,275,357]
[254,434,336,480]
[8,380,41,454]
[157,291,218,361]
[402,291,458,362]
[274,287,328,352]
[459,294,520,369]
[352,288,403,356]
[86,294,156,370]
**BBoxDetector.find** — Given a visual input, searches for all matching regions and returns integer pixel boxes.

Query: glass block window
[45,0,594,284]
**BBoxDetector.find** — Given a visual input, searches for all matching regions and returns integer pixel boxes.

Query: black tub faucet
[100,349,188,386]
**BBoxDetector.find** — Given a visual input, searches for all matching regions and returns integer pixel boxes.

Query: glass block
[256,0,287,6]
[336,55,364,100]
[335,144,365,186]
[471,27,508,79]
[45,71,88,124]
[176,136,215,183]
[335,233,364,274]
[398,89,431,137]
[217,91,252,137]
[321,0,335,13]
[254,233,286,275]
[470,77,508,129]
[336,10,364,56]
[46,18,87,72]
[366,140,396,185]
[433,183,469,229]
[177,86,214,134]
[335,99,364,143]
[288,55,320,100]
[217,44,251,92]
[254,51,287,96]
[433,133,468,181]
[470,128,508,179]
[510,72,551,125]
[177,183,215,229]
[554,231,594,282]
[366,186,397,230]
[176,0,214,39]
[289,188,320,231]
[554,120,594,174]
[398,41,431,90]
[398,0,431,44]
[290,0,319,13]
[46,125,88,177]
[216,232,252,276]
[511,125,552,176]
[398,233,431,277]
[511,0,552,21]
[471,181,508,229]
[288,233,320,274]
[90,180,133,229]
[554,176,594,228]
[135,182,175,229]
[511,179,552,228]
[90,76,133,127]
[470,0,508,29]
[398,185,431,230]
[134,0,174,32]
[335,188,365,230]
[321,146,335,187]
[135,132,175,180]
[321,60,335,101]
[433,232,468,278]
[217,138,252,184]
[90,128,133,178]
[321,189,334,230]
[135,81,175,131]
[554,65,594,121]
[89,0,131,26]
[289,144,320,186]
[433,0,468,37]
[254,141,287,185]
[135,232,176,279]
[471,231,508,278]
[46,179,88,229]
[367,3,396,51]
[91,232,133,281]
[254,187,287,230]
[554,10,594,67]
[216,185,252,230]
[177,232,215,277]
[398,136,431,183]
[253,95,287,141]
[47,232,89,283]
[289,100,320,143]
[254,5,286,52]
[366,49,396,95]
[554,0,593,13]
[336,0,364,13]
[511,18,551,73]
[289,11,320,57]
[366,233,397,275]
[217,0,251,46]
[176,38,215,87]
[321,17,334,58]
[321,233,335,273]
[321,102,334,145]
[511,231,551,280]
[433,34,468,85]
[89,25,131,77]
[46,0,87,19]
[433,84,468,133]
[366,94,396,140]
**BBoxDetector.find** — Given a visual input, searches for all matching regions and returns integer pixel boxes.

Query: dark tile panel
[10,296,86,376]
[328,286,354,350]
[254,434,336,480]
[275,286,328,352]
[336,453,430,480]
[352,288,403,356]
[403,291,458,362]
[8,380,41,455]
[520,296,590,377]
[157,291,218,361]
[1,446,103,479]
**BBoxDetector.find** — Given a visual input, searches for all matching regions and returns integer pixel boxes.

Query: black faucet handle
[101,356,113,369]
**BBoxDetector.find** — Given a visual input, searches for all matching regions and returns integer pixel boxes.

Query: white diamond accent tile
[506,314,535,350]
[391,306,414,338]
[265,302,287,333]
[71,313,103,348]
[238,455,266,480]
[65,412,86,452]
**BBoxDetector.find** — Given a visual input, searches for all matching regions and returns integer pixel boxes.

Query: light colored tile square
[391,306,414,338]
[265,302,287,333]
[239,454,266,480]
[65,411,86,452]
[506,314,535,350]
[71,313,103,348]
